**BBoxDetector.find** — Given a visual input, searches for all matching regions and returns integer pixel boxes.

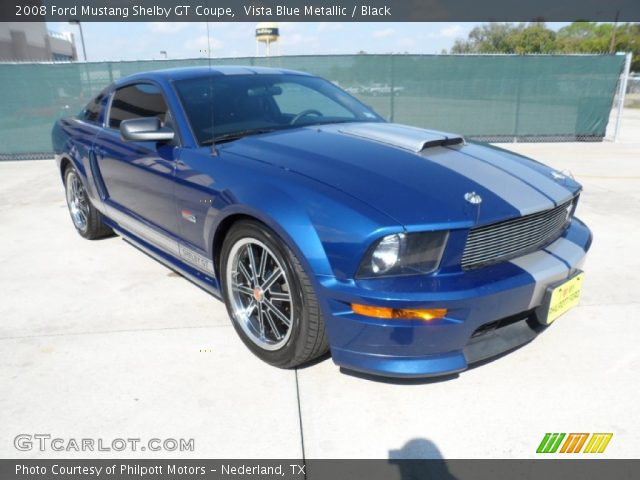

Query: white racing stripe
[335,122,460,153]
[329,122,560,216]
[544,237,586,267]
[421,147,554,216]
[461,144,574,204]
[510,250,569,309]
[510,237,587,308]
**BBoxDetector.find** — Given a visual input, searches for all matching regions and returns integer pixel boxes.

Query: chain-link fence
[0,54,627,159]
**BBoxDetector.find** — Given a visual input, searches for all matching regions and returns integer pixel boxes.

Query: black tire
[220,220,329,368]
[63,166,113,240]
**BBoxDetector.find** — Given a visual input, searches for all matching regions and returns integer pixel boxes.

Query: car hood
[222,122,581,227]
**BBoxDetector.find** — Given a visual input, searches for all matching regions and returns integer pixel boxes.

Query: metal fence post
[513,56,524,143]
[613,52,632,142]
[389,55,395,123]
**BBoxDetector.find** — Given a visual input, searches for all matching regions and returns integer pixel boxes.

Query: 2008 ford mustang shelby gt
[52,67,591,378]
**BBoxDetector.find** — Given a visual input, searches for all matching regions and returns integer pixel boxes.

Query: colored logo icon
[536,433,613,454]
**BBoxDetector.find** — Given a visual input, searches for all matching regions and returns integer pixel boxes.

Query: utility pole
[68,20,87,61]
[609,11,620,54]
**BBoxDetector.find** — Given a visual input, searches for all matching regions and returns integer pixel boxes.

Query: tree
[450,22,639,71]
[451,23,515,53]
[556,22,640,71]
[451,23,556,54]
[509,23,557,53]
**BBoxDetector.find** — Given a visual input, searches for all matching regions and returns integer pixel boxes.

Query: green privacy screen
[0,54,625,157]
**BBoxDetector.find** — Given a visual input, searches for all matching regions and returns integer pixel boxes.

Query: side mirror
[120,117,174,142]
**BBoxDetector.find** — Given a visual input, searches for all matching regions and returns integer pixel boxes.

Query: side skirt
[104,218,222,300]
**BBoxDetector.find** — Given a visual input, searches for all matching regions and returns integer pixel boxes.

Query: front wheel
[64,166,113,239]
[220,220,328,368]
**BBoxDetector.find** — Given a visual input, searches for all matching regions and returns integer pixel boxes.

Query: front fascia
[316,217,592,377]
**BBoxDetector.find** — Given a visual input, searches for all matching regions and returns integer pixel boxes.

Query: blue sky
[47,22,571,61]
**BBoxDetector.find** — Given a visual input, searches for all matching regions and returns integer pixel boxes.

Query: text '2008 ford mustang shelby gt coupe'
[52,66,592,378]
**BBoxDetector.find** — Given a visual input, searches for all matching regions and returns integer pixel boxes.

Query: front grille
[461,198,575,269]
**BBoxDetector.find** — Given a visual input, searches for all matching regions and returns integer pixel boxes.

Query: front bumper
[318,218,592,378]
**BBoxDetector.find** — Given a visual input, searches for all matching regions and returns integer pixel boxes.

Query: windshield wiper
[202,128,277,145]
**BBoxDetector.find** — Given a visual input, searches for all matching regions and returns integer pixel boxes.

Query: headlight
[371,233,402,274]
[357,231,448,278]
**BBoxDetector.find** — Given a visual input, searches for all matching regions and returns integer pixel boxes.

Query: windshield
[173,73,384,145]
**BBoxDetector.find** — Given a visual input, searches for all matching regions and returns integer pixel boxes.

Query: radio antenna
[206,20,217,156]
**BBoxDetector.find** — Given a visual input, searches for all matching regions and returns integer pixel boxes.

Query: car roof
[114,66,312,86]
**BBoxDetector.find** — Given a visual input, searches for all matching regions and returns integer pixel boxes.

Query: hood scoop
[336,122,464,153]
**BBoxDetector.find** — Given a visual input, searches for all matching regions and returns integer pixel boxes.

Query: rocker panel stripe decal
[106,205,215,276]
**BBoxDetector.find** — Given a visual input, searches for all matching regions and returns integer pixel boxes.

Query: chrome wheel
[226,238,294,351]
[65,170,89,231]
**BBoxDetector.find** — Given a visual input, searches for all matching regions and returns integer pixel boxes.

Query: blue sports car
[52,66,592,378]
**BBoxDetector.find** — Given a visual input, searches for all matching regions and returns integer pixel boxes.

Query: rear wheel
[221,220,328,368]
[64,166,112,239]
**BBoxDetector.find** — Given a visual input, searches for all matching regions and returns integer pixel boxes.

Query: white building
[0,22,77,61]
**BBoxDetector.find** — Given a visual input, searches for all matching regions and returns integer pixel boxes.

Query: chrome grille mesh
[461,198,575,269]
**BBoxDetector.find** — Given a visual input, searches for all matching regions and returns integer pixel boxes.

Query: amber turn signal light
[351,304,447,321]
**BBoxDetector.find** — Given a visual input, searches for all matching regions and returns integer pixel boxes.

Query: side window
[80,92,105,124]
[108,83,168,129]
